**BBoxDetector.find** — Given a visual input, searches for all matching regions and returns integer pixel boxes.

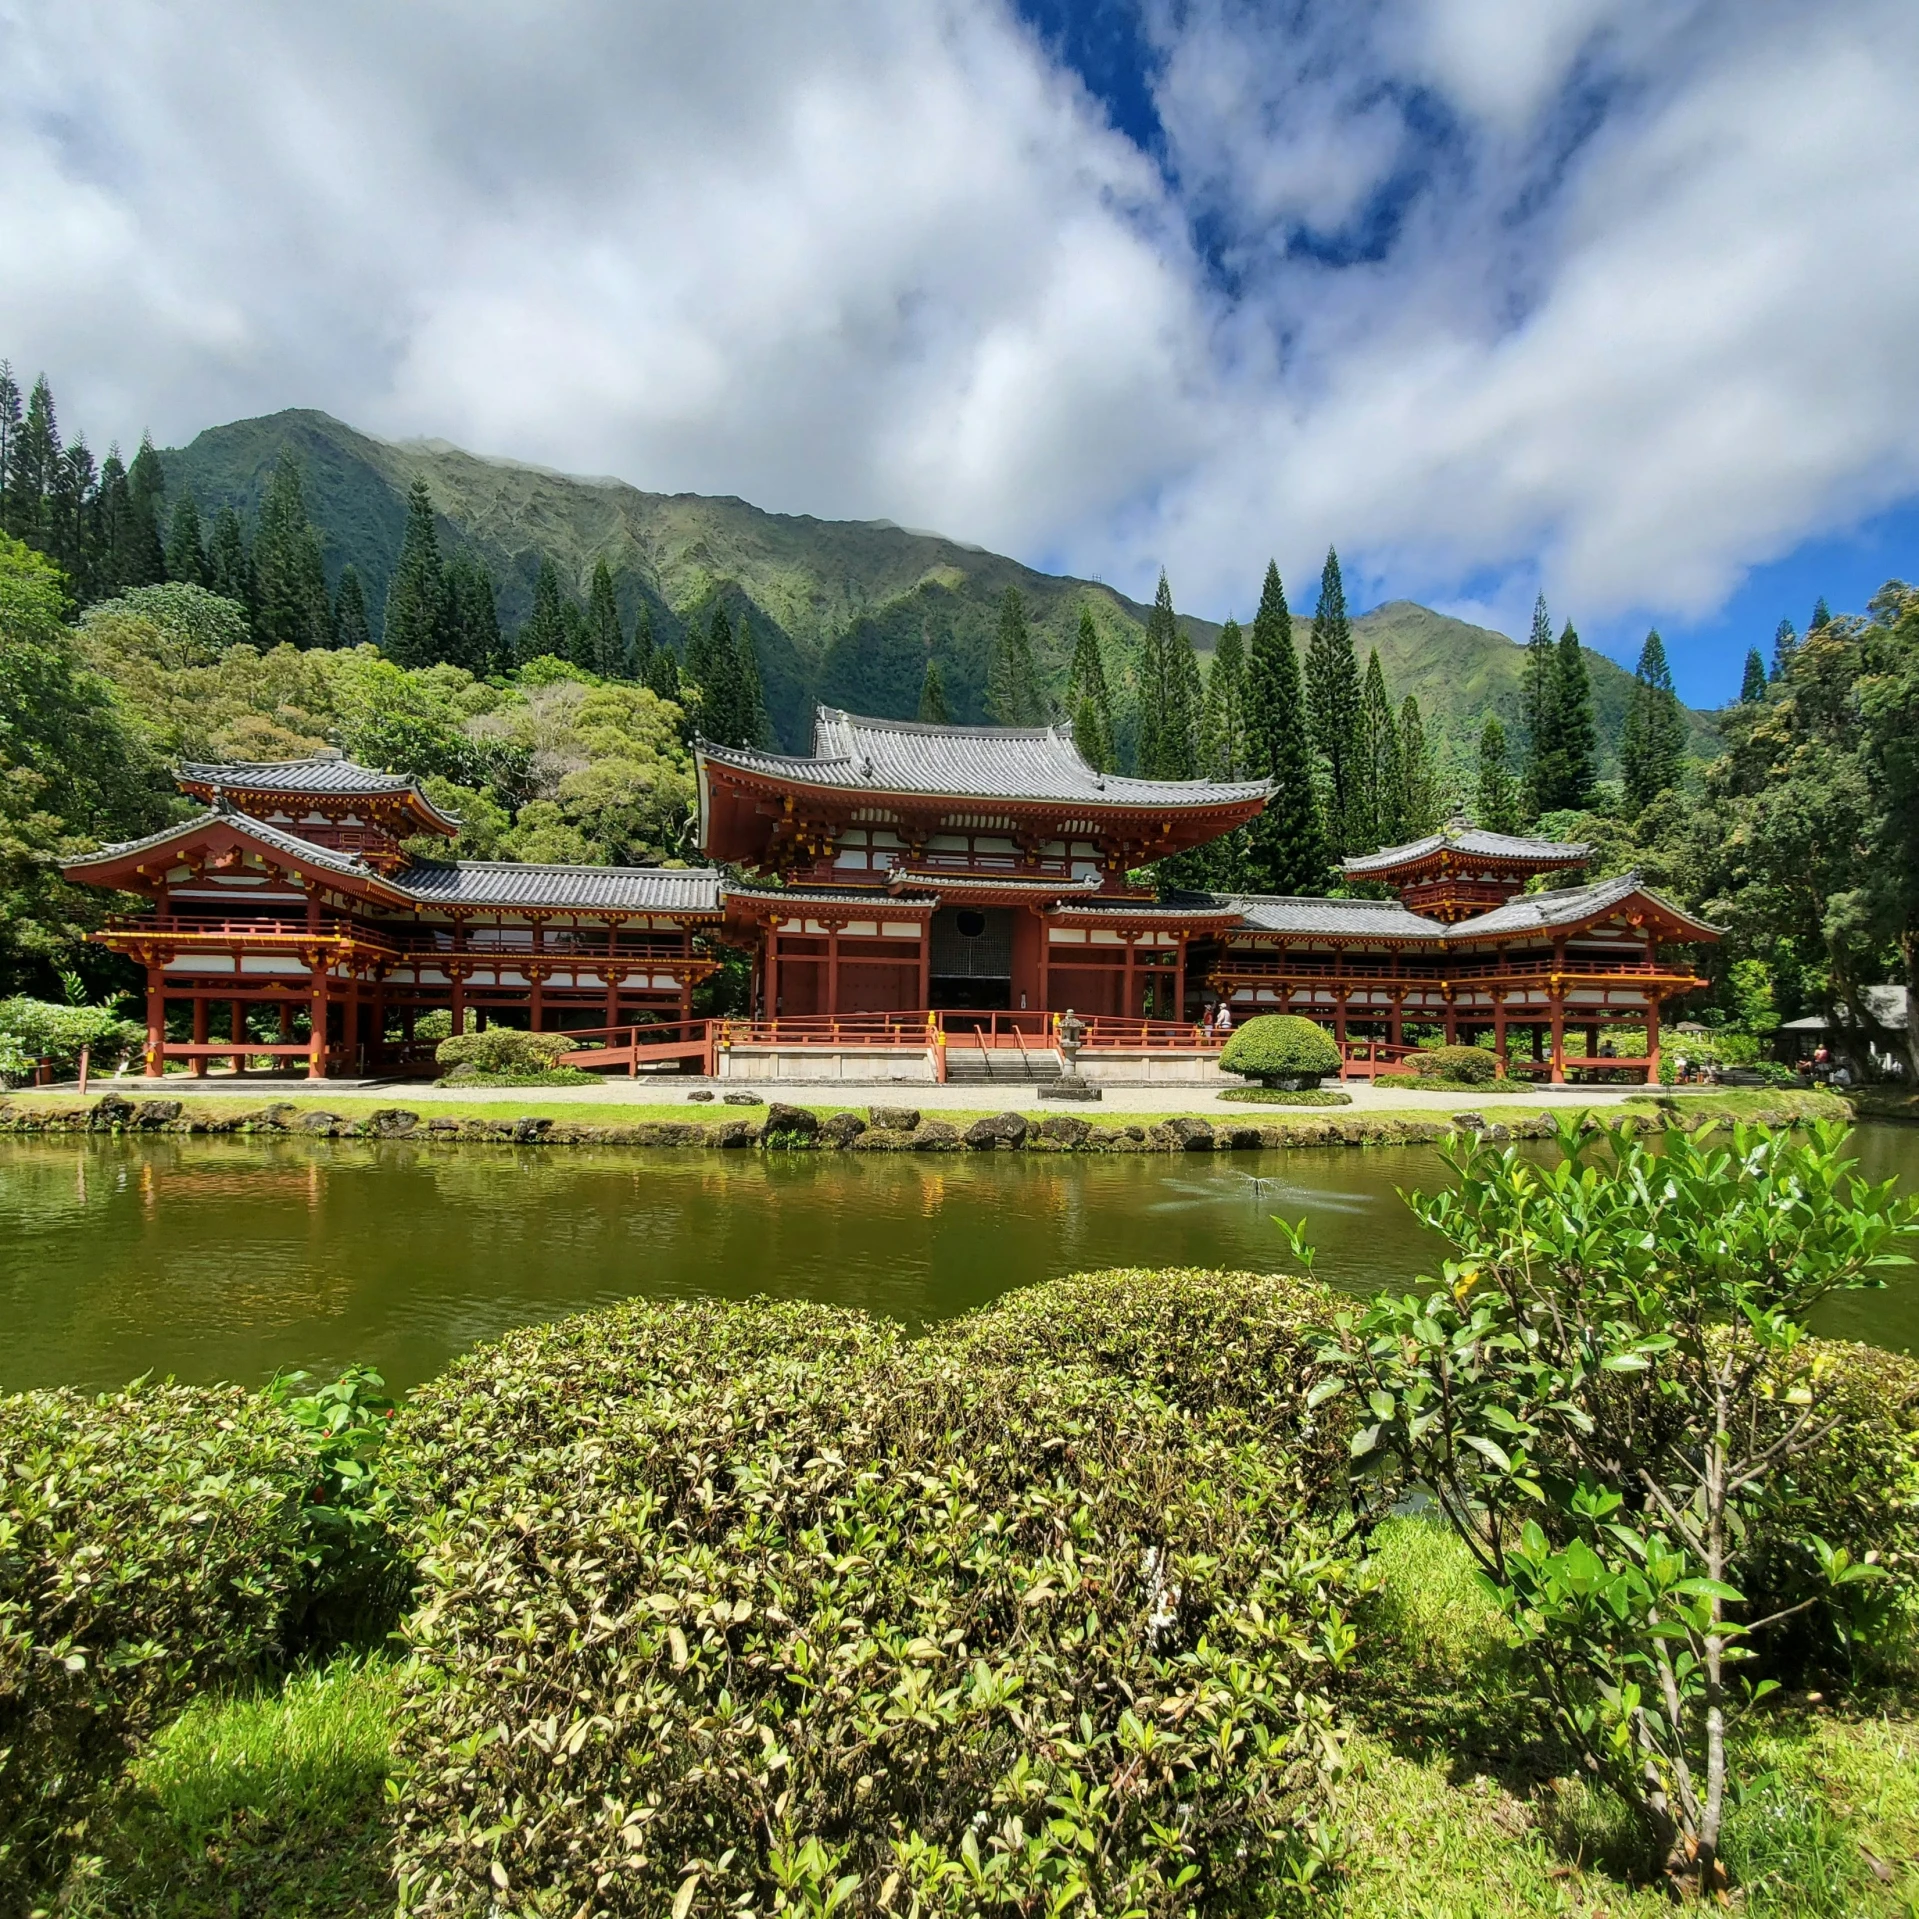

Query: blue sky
[4,0,1916,708]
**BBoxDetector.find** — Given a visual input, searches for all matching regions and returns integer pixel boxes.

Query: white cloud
[1,0,1916,646]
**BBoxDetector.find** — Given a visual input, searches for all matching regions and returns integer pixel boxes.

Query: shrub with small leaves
[433,1028,574,1076]
[1219,1014,1343,1087]
[1410,1044,1498,1086]
[388,1278,1364,1915]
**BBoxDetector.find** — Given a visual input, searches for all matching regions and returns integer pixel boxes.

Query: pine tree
[645,644,681,703]
[1244,560,1328,894]
[1619,627,1686,813]
[631,601,656,681]
[334,564,372,649]
[0,364,20,532]
[1519,593,1558,821]
[1135,573,1199,778]
[918,654,950,724]
[123,434,167,588]
[445,556,502,674]
[586,560,625,677]
[383,478,447,667]
[5,375,59,544]
[95,448,133,596]
[207,507,254,614]
[1475,717,1521,832]
[986,586,1046,726]
[1198,618,1249,777]
[165,495,208,587]
[735,612,768,747]
[1353,648,1401,850]
[1770,618,1798,680]
[1305,548,1363,851]
[1530,620,1597,813]
[252,452,331,649]
[1399,694,1440,837]
[1810,596,1831,632]
[697,605,746,745]
[518,558,569,663]
[1740,649,1768,703]
[1065,607,1115,772]
[561,599,592,671]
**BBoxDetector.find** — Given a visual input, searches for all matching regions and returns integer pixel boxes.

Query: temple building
[66,709,1717,1083]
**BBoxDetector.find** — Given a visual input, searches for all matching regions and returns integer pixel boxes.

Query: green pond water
[5,1125,1918,1395]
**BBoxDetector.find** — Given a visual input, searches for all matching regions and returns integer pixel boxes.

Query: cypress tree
[1619,627,1686,812]
[1065,606,1115,772]
[1475,717,1521,832]
[986,586,1046,726]
[1530,621,1597,813]
[383,478,446,667]
[1199,618,1250,777]
[334,564,372,650]
[1519,594,1558,821]
[1740,649,1768,703]
[207,507,254,614]
[586,560,625,677]
[165,495,208,587]
[1770,618,1798,680]
[1244,560,1327,894]
[1305,548,1362,851]
[252,452,331,649]
[124,434,168,587]
[735,612,768,747]
[918,654,950,725]
[1135,573,1198,778]
[1399,694,1440,837]
[518,558,569,663]
[1355,647,1400,850]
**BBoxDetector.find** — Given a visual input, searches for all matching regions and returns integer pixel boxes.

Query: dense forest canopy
[4,360,1916,1080]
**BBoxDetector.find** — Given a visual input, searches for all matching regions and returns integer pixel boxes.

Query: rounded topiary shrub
[434,1028,574,1077]
[1218,1012,1342,1089]
[1413,1044,1499,1086]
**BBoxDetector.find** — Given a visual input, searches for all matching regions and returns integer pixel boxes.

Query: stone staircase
[943,1044,1063,1086]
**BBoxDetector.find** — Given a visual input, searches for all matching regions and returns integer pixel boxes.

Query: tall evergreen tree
[1398,694,1440,837]
[1619,627,1686,812]
[1475,717,1521,833]
[696,604,746,745]
[735,612,768,747]
[1199,617,1251,778]
[0,364,20,531]
[918,653,950,724]
[631,601,656,681]
[252,452,331,649]
[1810,596,1831,632]
[1244,560,1327,894]
[165,495,208,587]
[560,599,592,671]
[1065,606,1115,772]
[49,440,97,595]
[4,375,59,544]
[586,560,625,677]
[207,507,254,614]
[122,434,167,588]
[1739,648,1768,703]
[1135,573,1198,778]
[1771,617,1798,680]
[986,585,1046,726]
[383,478,447,667]
[443,555,502,674]
[1529,620,1597,813]
[1356,648,1403,849]
[645,643,681,703]
[1519,593,1558,820]
[518,558,569,663]
[333,564,372,649]
[1305,548,1363,851]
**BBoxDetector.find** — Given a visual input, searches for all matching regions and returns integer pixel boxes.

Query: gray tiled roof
[177,757,421,796]
[402,863,724,913]
[724,883,940,911]
[887,869,1104,894]
[69,810,388,885]
[700,708,1272,809]
[1225,894,1447,939]
[1447,871,1719,940]
[1342,819,1589,875]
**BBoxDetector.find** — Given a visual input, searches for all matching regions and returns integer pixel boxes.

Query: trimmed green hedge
[0,1384,312,1894]
[1219,1014,1342,1086]
[1411,1044,1498,1086]
[388,1279,1364,1915]
[433,1028,574,1075]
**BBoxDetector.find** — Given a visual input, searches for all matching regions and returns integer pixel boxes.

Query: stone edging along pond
[0,1088,1847,1154]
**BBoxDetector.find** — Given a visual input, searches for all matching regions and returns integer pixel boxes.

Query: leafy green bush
[433,1028,574,1075]
[1219,1013,1343,1087]
[389,1283,1362,1915]
[0,1383,312,1895]
[437,1066,599,1087]
[1412,1044,1498,1086]
[0,998,145,1075]
[412,1008,454,1044]
[1217,1085,1353,1106]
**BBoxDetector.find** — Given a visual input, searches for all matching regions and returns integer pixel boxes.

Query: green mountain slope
[160,410,1711,772]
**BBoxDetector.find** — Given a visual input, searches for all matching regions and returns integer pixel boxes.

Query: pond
[4,1125,1918,1394]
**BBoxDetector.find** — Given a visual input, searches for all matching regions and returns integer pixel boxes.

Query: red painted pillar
[309,966,330,1080]
[191,995,209,1077]
[827,924,841,1016]
[145,967,165,1078]
[1644,999,1661,1085]
[1492,996,1507,1078]
[1550,991,1567,1085]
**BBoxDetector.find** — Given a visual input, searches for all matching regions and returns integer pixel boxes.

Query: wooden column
[1644,998,1662,1085]
[767,924,782,1019]
[678,972,693,1023]
[145,967,165,1078]
[1442,997,1457,1044]
[231,998,245,1075]
[1123,936,1137,1021]
[827,923,841,1015]
[917,919,931,1013]
[1492,996,1507,1077]
[1036,910,1051,1015]
[308,963,330,1080]
[1389,992,1405,1050]
[529,969,544,1032]
[604,971,621,1030]
[1549,990,1567,1085]
[1173,931,1188,1025]
[450,968,467,1037]
[192,995,209,1077]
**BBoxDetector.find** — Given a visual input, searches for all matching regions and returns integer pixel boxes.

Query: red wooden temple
[66,716,1716,1084]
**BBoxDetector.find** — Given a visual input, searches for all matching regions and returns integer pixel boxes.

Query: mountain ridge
[159,408,1714,771]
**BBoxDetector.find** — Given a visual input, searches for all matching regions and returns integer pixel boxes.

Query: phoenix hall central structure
[67,707,1715,1083]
